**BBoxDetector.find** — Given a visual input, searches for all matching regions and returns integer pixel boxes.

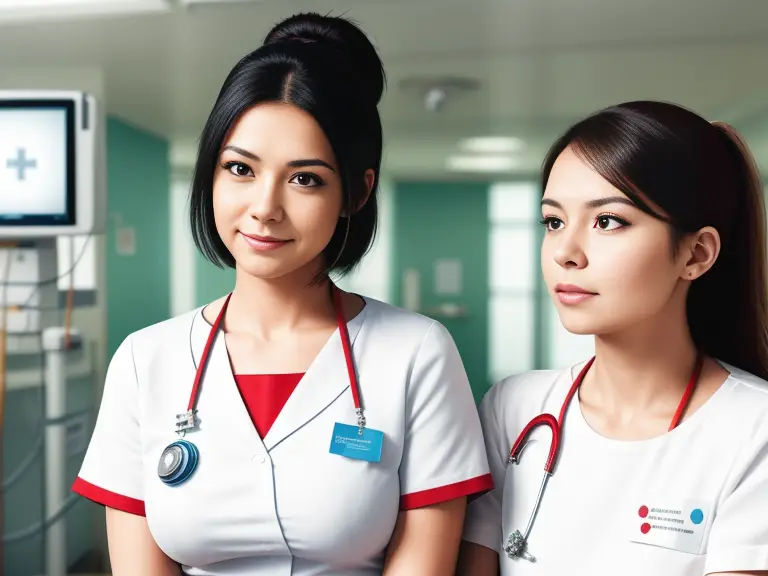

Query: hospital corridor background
[0,0,766,574]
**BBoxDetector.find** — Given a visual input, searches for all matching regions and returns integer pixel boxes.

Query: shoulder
[478,362,585,433]
[359,296,439,332]
[714,361,768,430]
[484,363,579,407]
[358,296,452,351]
[721,361,768,399]
[113,308,201,361]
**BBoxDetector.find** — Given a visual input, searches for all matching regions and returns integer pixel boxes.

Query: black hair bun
[264,12,385,105]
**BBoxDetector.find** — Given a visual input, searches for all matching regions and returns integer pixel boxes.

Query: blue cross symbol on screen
[6,148,37,181]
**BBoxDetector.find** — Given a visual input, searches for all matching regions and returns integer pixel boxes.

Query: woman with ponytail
[72,12,491,575]
[459,101,768,576]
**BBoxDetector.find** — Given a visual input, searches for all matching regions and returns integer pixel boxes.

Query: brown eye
[289,172,324,187]
[539,217,563,231]
[593,214,629,231]
[224,162,253,177]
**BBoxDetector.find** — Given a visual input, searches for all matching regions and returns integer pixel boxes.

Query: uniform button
[252,452,266,464]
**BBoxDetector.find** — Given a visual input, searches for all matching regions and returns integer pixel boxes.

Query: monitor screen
[0,100,75,226]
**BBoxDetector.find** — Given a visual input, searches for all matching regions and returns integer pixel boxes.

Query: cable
[64,237,75,350]
[0,235,95,556]
[2,480,84,544]
[2,234,94,289]
[2,408,90,493]
[0,248,12,571]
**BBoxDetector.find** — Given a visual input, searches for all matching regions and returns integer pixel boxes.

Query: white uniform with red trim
[74,296,492,575]
[462,360,768,575]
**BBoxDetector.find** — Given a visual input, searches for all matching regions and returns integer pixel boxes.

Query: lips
[554,283,597,295]
[240,232,288,243]
[238,231,292,252]
[554,283,597,305]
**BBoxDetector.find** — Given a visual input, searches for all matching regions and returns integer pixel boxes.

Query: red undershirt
[233,373,305,439]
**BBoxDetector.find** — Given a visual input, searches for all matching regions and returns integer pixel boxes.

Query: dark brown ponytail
[687,122,768,379]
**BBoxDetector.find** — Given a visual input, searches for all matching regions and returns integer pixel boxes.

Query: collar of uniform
[189,296,371,452]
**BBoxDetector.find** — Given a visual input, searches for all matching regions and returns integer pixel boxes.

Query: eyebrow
[222,145,336,172]
[541,196,636,209]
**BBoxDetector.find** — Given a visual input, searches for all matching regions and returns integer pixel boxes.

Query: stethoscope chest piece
[158,439,199,487]
[505,529,536,562]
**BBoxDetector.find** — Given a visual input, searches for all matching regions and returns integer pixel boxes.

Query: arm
[458,383,508,576]
[393,322,493,574]
[106,508,181,576]
[456,541,499,576]
[72,338,172,573]
[383,498,467,576]
[703,420,768,576]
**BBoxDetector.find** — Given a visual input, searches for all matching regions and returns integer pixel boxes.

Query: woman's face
[212,102,344,281]
[540,147,698,336]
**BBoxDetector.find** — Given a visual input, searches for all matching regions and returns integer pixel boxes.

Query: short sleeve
[71,335,145,516]
[398,321,493,510]
[704,428,768,574]
[462,384,506,553]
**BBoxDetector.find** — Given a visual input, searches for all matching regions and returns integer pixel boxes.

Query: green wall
[195,252,235,306]
[106,117,170,356]
[392,181,490,402]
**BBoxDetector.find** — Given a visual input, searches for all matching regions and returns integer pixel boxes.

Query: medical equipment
[161,284,368,486]
[504,354,703,563]
[0,90,103,237]
[43,326,83,576]
[0,90,104,576]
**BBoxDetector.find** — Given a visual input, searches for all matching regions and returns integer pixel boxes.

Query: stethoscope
[157,283,365,487]
[504,354,703,563]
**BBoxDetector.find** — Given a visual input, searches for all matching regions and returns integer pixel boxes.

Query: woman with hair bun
[73,12,492,575]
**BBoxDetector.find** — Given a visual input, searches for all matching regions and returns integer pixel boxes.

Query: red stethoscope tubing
[187,284,361,414]
[503,354,704,562]
[508,354,703,475]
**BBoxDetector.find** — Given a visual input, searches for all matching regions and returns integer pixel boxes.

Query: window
[489,294,534,383]
[487,182,539,383]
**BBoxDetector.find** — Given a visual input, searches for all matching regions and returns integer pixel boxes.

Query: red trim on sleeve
[400,473,494,510]
[72,477,146,517]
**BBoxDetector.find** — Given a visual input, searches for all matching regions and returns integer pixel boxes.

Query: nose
[248,175,284,223]
[552,227,588,269]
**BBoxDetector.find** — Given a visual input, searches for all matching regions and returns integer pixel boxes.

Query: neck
[585,296,698,416]
[226,258,336,339]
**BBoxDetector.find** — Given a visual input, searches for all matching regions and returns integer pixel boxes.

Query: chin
[554,307,607,336]
[558,313,636,337]
[235,252,322,282]
[559,320,597,336]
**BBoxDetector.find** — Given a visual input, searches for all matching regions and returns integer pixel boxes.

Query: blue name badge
[329,423,384,463]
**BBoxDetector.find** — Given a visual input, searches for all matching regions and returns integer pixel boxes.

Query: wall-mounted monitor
[0,90,101,237]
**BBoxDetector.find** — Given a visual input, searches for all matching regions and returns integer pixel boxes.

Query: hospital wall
[390,181,490,401]
[106,117,171,356]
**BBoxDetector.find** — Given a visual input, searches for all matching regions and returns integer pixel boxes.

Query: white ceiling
[2,0,768,176]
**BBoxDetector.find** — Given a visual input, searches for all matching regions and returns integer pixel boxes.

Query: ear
[340,169,376,217]
[681,226,721,281]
